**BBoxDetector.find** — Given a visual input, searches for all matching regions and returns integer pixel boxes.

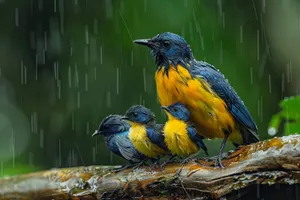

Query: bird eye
[133,112,138,117]
[173,107,178,112]
[162,40,170,47]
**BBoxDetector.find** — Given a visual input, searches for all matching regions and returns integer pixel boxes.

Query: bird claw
[132,161,148,170]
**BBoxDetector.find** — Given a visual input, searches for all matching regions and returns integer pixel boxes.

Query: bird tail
[241,127,259,145]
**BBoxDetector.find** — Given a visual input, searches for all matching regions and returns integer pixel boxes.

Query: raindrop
[250,67,253,84]
[119,9,133,40]
[281,73,285,96]
[268,74,272,94]
[252,0,258,20]
[260,96,263,122]
[0,68,1,76]
[262,0,265,13]
[20,60,24,84]
[44,31,47,51]
[24,66,27,84]
[86,122,90,135]
[57,79,61,99]
[143,68,147,92]
[144,0,147,12]
[257,99,260,117]
[38,0,43,10]
[94,67,97,80]
[40,129,44,148]
[116,68,119,95]
[184,0,187,7]
[240,26,243,43]
[35,55,38,80]
[74,62,79,87]
[222,12,225,29]
[54,0,57,12]
[30,112,38,133]
[68,66,72,88]
[85,25,89,45]
[84,46,89,65]
[100,46,103,65]
[59,0,64,34]
[106,91,111,108]
[257,30,259,60]
[72,112,75,130]
[85,73,88,91]
[15,8,19,27]
[70,46,73,56]
[77,92,81,108]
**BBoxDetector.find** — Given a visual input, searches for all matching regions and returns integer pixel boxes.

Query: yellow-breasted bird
[162,102,208,161]
[134,32,259,168]
[121,105,169,163]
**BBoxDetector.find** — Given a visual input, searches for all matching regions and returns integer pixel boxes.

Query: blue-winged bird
[162,102,208,161]
[134,32,259,168]
[121,105,169,163]
[92,114,147,168]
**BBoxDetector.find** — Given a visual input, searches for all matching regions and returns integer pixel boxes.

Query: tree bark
[1,135,300,200]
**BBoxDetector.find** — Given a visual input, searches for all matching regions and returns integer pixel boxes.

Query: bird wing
[190,61,259,142]
[187,126,208,155]
[146,125,168,151]
[113,132,145,163]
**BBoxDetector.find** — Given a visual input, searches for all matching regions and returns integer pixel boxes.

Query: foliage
[268,96,300,136]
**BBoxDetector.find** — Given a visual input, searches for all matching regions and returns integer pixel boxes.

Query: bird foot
[160,157,178,168]
[132,161,148,171]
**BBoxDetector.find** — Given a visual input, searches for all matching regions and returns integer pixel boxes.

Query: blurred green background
[0,0,300,177]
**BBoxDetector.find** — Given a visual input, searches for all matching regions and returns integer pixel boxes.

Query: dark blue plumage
[190,60,259,143]
[134,32,259,167]
[146,125,169,151]
[92,115,146,163]
[123,105,168,152]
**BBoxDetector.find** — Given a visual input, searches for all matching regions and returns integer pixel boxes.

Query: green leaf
[268,96,300,136]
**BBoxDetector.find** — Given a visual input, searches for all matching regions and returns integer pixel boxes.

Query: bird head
[92,115,130,137]
[162,102,190,122]
[122,105,155,125]
[134,32,193,67]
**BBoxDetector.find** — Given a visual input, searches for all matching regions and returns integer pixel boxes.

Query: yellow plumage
[128,122,167,158]
[155,65,243,144]
[163,113,198,157]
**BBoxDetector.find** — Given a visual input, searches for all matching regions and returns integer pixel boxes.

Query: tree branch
[1,135,300,199]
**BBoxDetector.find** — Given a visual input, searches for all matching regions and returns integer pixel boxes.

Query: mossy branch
[1,135,300,199]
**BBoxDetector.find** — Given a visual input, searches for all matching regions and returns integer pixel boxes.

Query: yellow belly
[155,65,243,144]
[163,119,198,157]
[128,123,166,158]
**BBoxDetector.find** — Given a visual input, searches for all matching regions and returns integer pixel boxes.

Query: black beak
[133,39,155,48]
[92,130,102,137]
[161,106,170,112]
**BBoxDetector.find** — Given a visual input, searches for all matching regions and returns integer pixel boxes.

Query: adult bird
[122,105,169,163]
[162,102,208,161]
[134,32,259,168]
[92,114,147,169]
